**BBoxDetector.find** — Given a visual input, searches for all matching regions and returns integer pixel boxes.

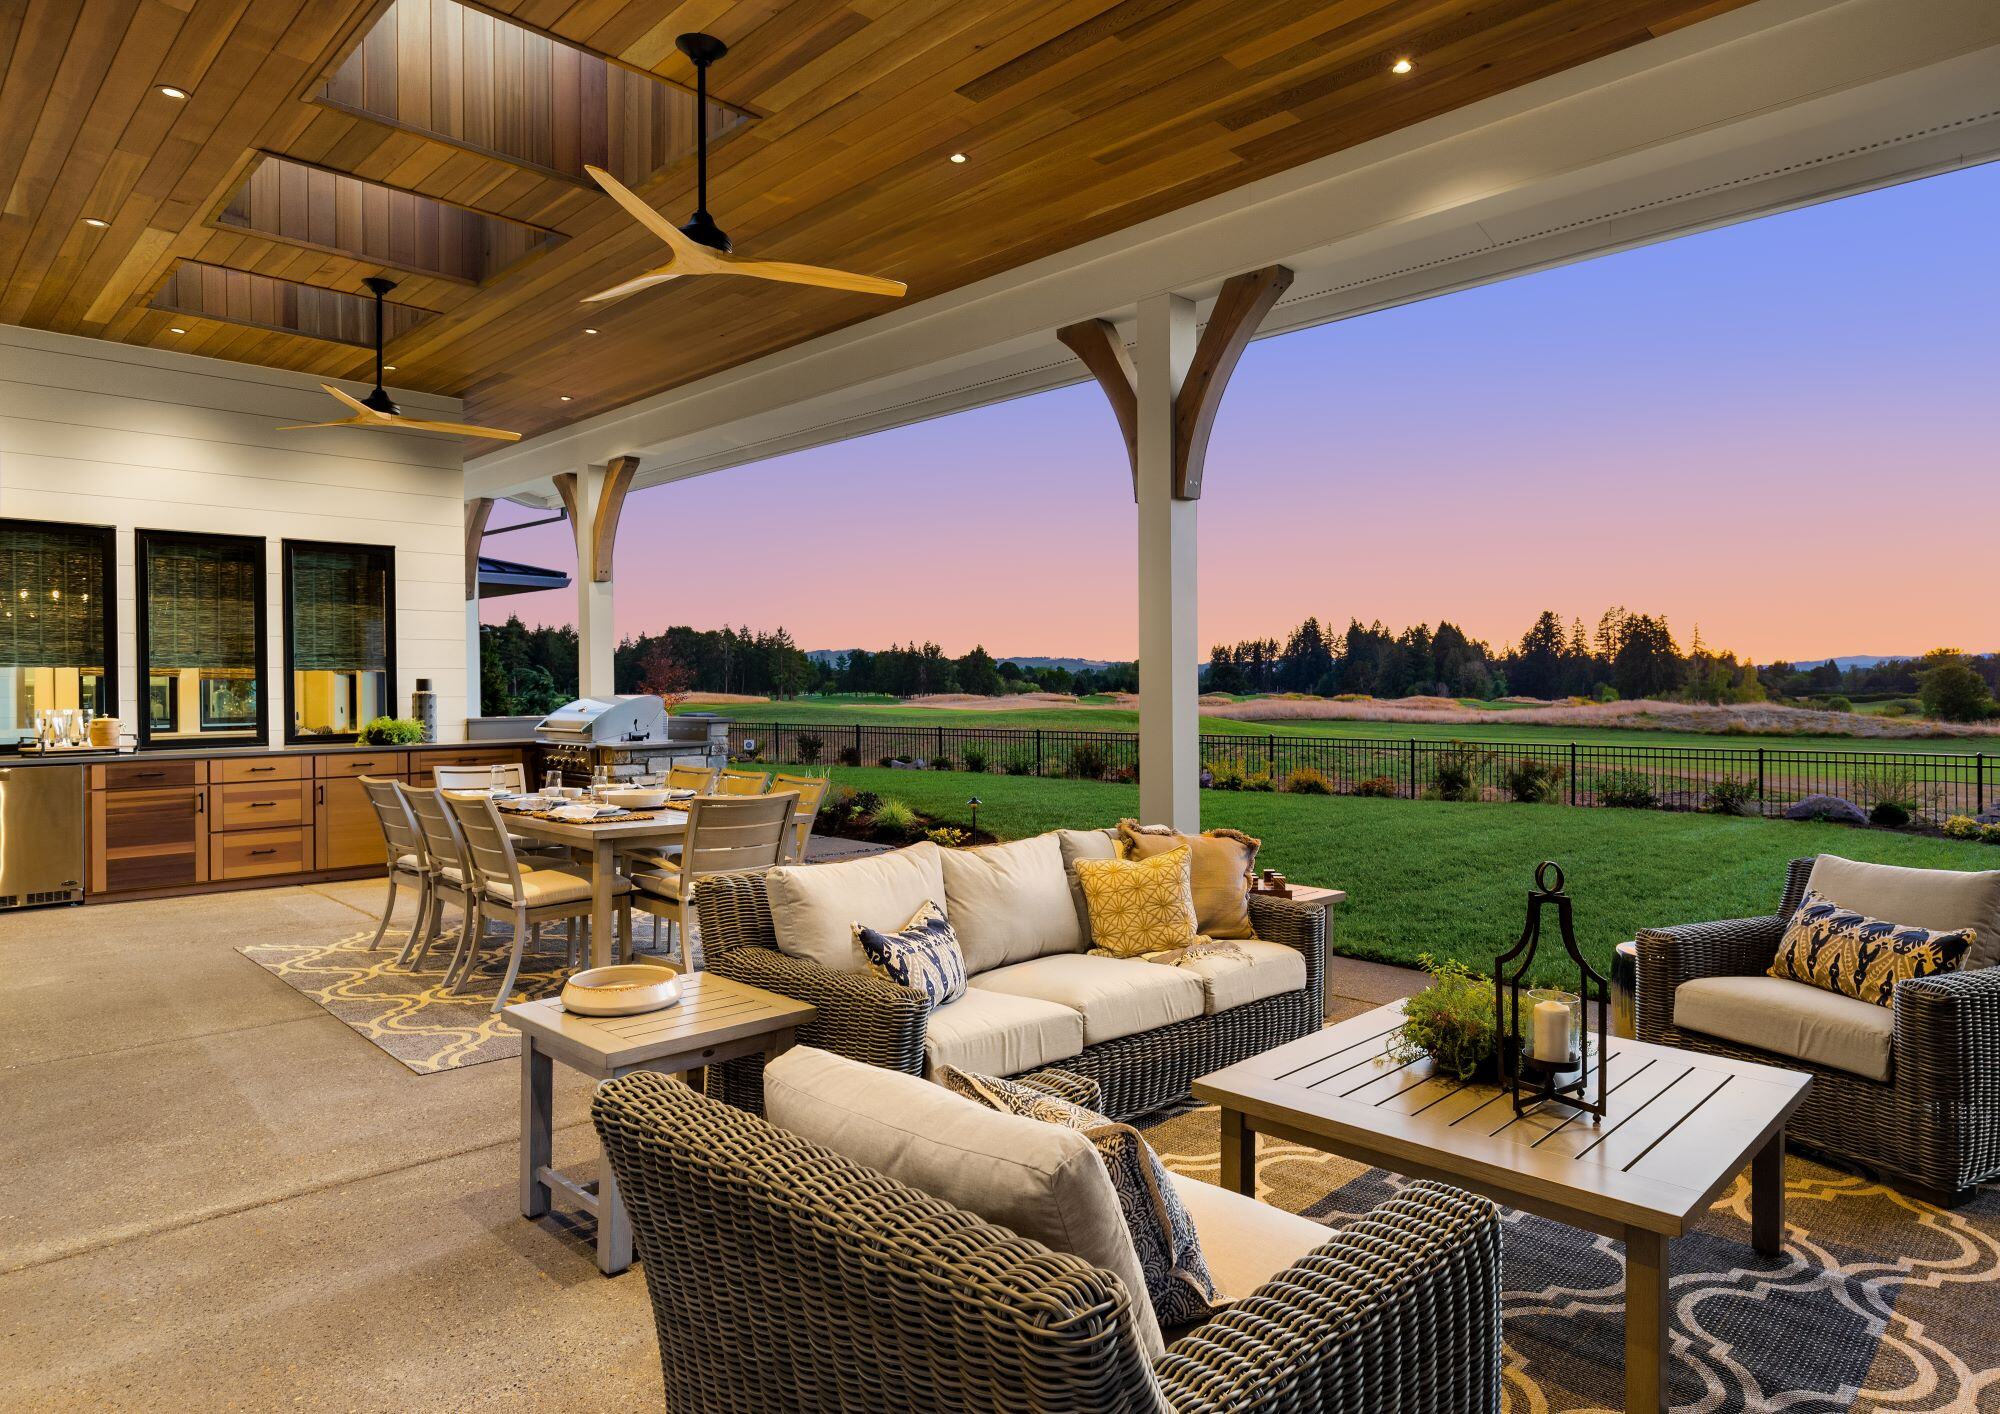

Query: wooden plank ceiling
[0,0,1756,448]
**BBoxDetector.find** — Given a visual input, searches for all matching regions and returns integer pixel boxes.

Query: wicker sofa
[592,1065,1502,1414]
[1636,854,2000,1204]
[698,832,1328,1120]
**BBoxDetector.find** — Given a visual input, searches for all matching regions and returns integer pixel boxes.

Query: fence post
[853,723,862,765]
[935,724,945,764]
[1979,753,1986,816]
[1035,729,1044,777]
[1265,735,1275,780]
[1757,747,1766,814]
[1406,739,1417,798]
[1569,743,1577,805]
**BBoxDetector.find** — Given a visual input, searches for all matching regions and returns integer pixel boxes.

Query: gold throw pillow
[1116,821,1260,939]
[1075,846,1200,957]
[1768,888,1972,1006]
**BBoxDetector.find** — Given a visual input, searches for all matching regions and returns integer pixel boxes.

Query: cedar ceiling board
[3,0,1761,441]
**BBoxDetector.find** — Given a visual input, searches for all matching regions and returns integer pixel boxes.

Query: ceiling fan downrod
[675,32,731,253]
[360,276,399,416]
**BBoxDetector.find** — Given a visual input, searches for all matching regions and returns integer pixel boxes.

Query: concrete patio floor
[0,878,1414,1409]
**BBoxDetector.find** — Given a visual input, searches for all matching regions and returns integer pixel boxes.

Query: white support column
[466,599,483,715]
[571,465,617,699]
[1135,292,1199,832]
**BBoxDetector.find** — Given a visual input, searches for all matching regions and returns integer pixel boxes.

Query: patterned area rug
[1138,1104,2000,1414]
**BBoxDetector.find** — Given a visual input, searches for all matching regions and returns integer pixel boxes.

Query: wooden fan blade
[276,416,373,431]
[584,165,715,264]
[715,254,906,297]
[386,416,524,442]
[319,383,376,415]
[580,267,682,304]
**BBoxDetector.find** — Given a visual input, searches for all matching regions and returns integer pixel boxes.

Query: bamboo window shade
[290,547,388,673]
[0,525,107,669]
[146,539,261,670]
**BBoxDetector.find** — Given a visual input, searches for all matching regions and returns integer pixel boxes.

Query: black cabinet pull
[195,793,205,814]
[248,765,276,773]
[250,848,276,857]
[137,770,164,779]
[247,801,276,809]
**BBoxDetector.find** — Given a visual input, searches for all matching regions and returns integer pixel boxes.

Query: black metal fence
[730,721,1996,822]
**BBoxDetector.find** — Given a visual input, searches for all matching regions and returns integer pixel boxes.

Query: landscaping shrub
[796,733,824,764]
[1003,753,1033,776]
[1596,770,1658,809]
[1208,760,1245,791]
[1284,766,1332,795]
[848,790,882,818]
[1982,823,2000,846]
[929,755,955,770]
[1427,742,1490,802]
[1943,815,1980,840]
[1503,759,1565,804]
[877,756,900,768]
[961,748,987,773]
[1068,743,1110,780]
[923,825,969,848]
[871,799,917,836]
[836,744,860,767]
[1705,776,1759,816]
[1878,703,1911,718]
[1851,764,1932,821]
[1869,800,1912,828]
[1242,771,1274,792]
[1352,775,1397,798]
[1822,696,1854,714]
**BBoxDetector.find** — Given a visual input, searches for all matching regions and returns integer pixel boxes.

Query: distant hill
[806,649,1120,672]
[1776,653,1996,670]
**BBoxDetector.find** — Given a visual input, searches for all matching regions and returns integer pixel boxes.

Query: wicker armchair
[592,1069,1502,1414]
[696,871,1327,1120]
[1636,856,2000,1203]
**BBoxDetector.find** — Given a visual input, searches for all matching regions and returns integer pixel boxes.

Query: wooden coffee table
[1193,1001,1811,1414]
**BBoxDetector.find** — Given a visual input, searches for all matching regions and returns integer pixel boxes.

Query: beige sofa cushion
[1166,940,1308,1015]
[923,986,1086,1079]
[1057,828,1120,938]
[1166,1171,1326,1302]
[940,833,1083,974]
[765,841,946,974]
[763,1045,1164,1360]
[1805,854,2000,970]
[1674,974,1894,1081]
[972,953,1205,1045]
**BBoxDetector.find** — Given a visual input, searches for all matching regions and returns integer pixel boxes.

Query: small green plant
[1705,776,1758,816]
[1207,760,1245,791]
[1067,743,1110,780]
[1284,766,1332,795]
[1943,815,1980,840]
[1389,955,1497,1082]
[1869,800,1912,828]
[1596,770,1658,809]
[961,748,987,773]
[878,755,900,768]
[356,716,425,745]
[1851,764,1931,820]
[924,825,969,848]
[871,799,917,836]
[1352,774,1397,798]
[848,790,882,818]
[1003,753,1033,776]
[836,744,861,766]
[929,754,955,770]
[1503,759,1565,804]
[1427,742,1490,802]
[1822,696,1854,713]
[795,733,824,765]
[1981,823,2000,846]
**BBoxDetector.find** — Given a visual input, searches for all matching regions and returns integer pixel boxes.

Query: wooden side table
[502,973,817,1275]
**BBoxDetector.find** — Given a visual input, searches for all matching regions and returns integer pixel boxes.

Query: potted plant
[356,716,427,746]
[1389,954,1498,1082]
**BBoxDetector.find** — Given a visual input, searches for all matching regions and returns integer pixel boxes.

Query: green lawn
[702,698,1991,756]
[814,766,1996,985]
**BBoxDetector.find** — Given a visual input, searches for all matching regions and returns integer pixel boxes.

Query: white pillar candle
[1532,998,1572,1063]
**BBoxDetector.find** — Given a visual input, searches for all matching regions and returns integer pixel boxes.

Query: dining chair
[444,791,635,1011]
[717,768,771,796]
[769,772,831,862]
[399,784,484,982]
[624,792,796,972]
[667,764,717,794]
[359,777,430,954]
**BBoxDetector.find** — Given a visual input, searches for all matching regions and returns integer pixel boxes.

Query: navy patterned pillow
[940,1065,1221,1327]
[855,901,966,1006]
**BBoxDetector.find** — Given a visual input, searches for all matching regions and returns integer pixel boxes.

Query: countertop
[3,739,539,767]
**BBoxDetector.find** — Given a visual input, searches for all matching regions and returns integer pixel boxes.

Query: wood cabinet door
[315,774,394,871]
[90,787,207,893]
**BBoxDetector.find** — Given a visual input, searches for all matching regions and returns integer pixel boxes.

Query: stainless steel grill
[533,696,730,784]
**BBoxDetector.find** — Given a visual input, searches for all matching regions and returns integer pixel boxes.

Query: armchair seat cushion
[486,865,632,908]
[972,953,1205,1045]
[1166,1171,1327,1302]
[924,986,1086,1079]
[1165,939,1309,1015]
[1674,974,1893,1081]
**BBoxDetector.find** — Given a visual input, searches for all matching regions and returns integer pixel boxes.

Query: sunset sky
[482,161,1997,667]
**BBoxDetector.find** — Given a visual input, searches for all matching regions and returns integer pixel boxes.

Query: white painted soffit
[467,0,2000,505]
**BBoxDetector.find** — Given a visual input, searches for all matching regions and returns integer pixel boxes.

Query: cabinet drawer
[213,755,307,784]
[316,751,408,779]
[211,827,311,881]
[213,780,313,831]
[93,759,205,791]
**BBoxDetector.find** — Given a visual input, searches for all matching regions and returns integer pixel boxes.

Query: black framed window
[284,541,394,742]
[0,518,116,750]
[137,530,267,748]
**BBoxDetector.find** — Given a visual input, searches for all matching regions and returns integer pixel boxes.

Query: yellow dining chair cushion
[1074,846,1200,958]
[1115,821,1260,939]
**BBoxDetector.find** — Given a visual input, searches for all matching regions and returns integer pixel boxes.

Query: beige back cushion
[764,1046,1164,1360]
[1806,854,2000,970]
[1056,828,1120,939]
[1117,822,1260,940]
[940,832,1082,974]
[765,840,947,974]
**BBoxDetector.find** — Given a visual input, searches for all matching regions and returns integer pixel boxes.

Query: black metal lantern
[967,797,981,842]
[1494,861,1610,1119]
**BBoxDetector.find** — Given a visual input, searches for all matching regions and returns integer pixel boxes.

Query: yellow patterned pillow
[1075,845,1200,957]
[1769,889,1972,1006]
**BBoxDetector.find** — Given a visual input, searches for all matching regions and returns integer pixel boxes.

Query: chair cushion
[923,987,1085,1079]
[1057,828,1119,939]
[1074,847,1200,958]
[1769,888,1971,1005]
[1166,1171,1327,1302]
[940,1066,1219,1328]
[858,901,967,1007]
[939,833,1083,973]
[972,953,1205,1045]
[1163,939,1309,1014]
[1674,974,1894,1081]
[763,1046,1165,1360]
[765,840,946,974]
[1806,854,2000,969]
[1116,822,1260,940]
[486,866,633,908]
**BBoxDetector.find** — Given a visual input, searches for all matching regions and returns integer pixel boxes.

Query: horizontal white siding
[0,325,471,741]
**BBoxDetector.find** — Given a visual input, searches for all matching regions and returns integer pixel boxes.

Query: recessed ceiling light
[948,152,967,164]
[583,327,599,335]
[1390,57,1414,75]
[158,85,190,100]
[168,327,186,335]
[82,217,109,228]
[382,365,396,372]
[559,395,573,402]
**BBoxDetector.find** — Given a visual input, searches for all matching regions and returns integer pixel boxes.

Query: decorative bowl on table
[498,794,548,812]
[599,786,669,810]
[561,964,681,1016]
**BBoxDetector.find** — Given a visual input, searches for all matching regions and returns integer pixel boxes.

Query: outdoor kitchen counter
[4,738,540,766]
